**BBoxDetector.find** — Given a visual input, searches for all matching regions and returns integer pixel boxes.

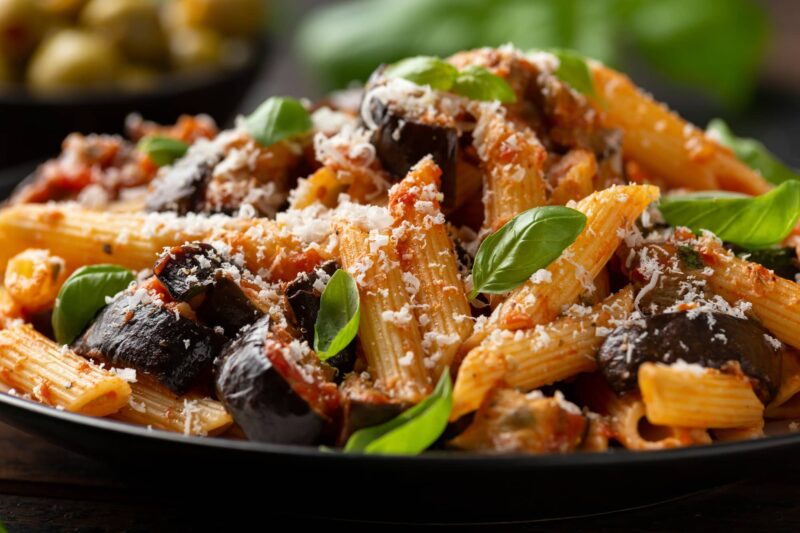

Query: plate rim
[2,391,798,467]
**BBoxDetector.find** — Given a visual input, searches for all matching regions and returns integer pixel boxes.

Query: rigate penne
[0,323,131,416]
[451,286,633,420]
[388,157,472,380]
[638,362,764,429]
[335,219,431,402]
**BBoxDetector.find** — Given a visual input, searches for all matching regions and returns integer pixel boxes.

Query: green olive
[80,0,167,65]
[26,29,121,91]
[118,63,159,91]
[182,0,265,37]
[0,0,45,61]
[169,26,223,71]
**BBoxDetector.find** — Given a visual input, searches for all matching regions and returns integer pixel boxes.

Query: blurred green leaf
[295,0,770,108]
[620,0,769,108]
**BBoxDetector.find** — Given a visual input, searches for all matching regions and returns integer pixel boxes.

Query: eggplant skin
[368,100,458,205]
[216,316,333,445]
[285,262,356,377]
[598,312,782,404]
[154,242,263,336]
[72,292,226,395]
[154,243,221,301]
[145,149,221,214]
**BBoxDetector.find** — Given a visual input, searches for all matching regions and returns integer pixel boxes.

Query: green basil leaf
[137,136,189,167]
[470,206,587,298]
[245,96,312,148]
[706,119,797,185]
[452,65,516,103]
[52,265,135,345]
[548,48,596,97]
[385,55,458,91]
[659,181,800,249]
[314,269,360,360]
[345,369,452,454]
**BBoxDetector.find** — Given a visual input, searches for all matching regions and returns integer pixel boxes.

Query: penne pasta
[765,351,800,419]
[451,286,633,420]
[577,374,711,450]
[639,362,764,429]
[462,183,658,352]
[290,166,347,210]
[388,157,473,379]
[0,323,130,416]
[548,149,597,206]
[589,63,770,195]
[336,219,431,402]
[113,375,233,436]
[472,102,548,232]
[4,249,67,313]
[0,203,318,281]
[702,240,800,351]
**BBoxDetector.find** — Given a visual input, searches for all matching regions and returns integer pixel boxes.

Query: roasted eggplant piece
[367,99,458,206]
[72,291,226,394]
[145,147,222,214]
[337,373,407,444]
[285,262,356,376]
[216,316,340,445]
[597,312,782,403]
[154,243,263,336]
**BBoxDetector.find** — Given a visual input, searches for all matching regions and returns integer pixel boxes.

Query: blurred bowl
[0,38,268,168]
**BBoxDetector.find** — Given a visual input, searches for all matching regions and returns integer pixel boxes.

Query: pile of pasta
[0,45,797,453]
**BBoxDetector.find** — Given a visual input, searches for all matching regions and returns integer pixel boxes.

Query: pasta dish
[0,46,798,454]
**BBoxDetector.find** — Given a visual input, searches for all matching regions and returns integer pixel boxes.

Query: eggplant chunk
[145,148,221,214]
[337,373,407,445]
[154,242,221,300]
[154,242,263,336]
[368,100,458,206]
[285,262,356,377]
[72,292,226,394]
[216,316,340,445]
[449,388,587,453]
[598,312,782,403]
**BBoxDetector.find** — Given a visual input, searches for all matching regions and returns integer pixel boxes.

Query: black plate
[0,392,798,524]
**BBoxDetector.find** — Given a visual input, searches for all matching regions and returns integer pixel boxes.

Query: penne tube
[548,149,597,206]
[702,241,800,351]
[472,102,548,232]
[113,375,232,436]
[451,286,633,420]
[290,166,347,210]
[639,362,764,429]
[765,351,800,419]
[388,157,473,379]
[577,374,711,450]
[463,184,658,352]
[0,203,318,281]
[336,219,431,402]
[0,323,130,416]
[589,63,770,195]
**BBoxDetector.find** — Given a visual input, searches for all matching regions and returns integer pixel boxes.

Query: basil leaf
[137,136,189,167]
[659,181,800,249]
[470,206,587,298]
[314,270,360,360]
[345,369,452,454]
[706,119,797,185]
[52,265,135,345]
[548,48,596,97]
[452,65,516,103]
[245,96,312,148]
[385,55,458,91]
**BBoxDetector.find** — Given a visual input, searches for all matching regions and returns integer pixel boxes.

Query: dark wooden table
[2,421,800,532]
